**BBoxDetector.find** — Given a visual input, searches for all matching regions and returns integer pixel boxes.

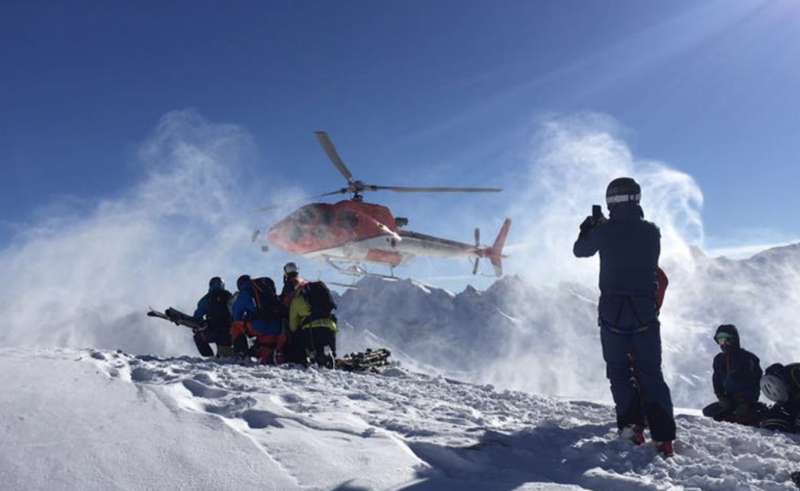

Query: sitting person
[760,363,800,433]
[702,324,764,425]
[231,275,287,365]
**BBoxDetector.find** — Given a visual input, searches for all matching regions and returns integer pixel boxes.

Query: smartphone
[592,205,602,221]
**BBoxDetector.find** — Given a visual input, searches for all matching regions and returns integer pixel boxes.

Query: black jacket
[712,324,762,403]
[713,349,762,403]
[573,203,660,332]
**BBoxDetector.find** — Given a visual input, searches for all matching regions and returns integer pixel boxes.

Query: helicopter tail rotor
[475,218,511,277]
[472,228,480,275]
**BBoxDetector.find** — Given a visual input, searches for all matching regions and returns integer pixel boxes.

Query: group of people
[192,262,338,368]
[704,323,800,433]
[574,177,799,459]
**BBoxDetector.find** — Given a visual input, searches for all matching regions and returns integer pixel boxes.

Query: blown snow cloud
[479,114,799,406]
[0,111,289,354]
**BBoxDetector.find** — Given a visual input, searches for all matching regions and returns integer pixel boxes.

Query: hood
[236,275,253,292]
[714,324,741,349]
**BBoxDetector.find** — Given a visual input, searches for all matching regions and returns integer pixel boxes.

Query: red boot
[655,440,674,458]
[620,425,646,445]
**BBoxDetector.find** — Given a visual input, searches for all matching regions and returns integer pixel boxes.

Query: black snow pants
[601,325,676,441]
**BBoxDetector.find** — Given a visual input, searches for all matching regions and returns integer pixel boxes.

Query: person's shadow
[391,421,666,491]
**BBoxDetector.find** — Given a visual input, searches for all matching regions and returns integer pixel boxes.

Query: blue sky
[3,0,800,266]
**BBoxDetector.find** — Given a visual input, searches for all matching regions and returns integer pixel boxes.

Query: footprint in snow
[280,393,304,404]
[204,395,257,416]
[130,367,159,382]
[182,379,228,399]
[242,409,285,429]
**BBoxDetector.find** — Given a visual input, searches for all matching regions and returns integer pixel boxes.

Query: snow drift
[3,348,799,490]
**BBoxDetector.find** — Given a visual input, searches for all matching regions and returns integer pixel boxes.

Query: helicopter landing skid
[324,257,399,281]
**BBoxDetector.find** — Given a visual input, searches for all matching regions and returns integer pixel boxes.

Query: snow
[3,348,799,490]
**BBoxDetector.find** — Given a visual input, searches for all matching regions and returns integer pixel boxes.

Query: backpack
[206,289,232,331]
[251,277,285,323]
[656,267,668,310]
[301,281,337,324]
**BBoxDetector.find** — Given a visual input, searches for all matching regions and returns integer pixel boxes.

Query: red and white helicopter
[263,132,511,278]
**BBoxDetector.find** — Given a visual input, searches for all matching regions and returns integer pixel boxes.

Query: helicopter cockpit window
[290,224,303,242]
[319,207,333,225]
[297,207,317,225]
[338,210,359,229]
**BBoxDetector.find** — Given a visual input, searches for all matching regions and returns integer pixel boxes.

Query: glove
[733,401,753,422]
[717,397,732,412]
[579,216,594,232]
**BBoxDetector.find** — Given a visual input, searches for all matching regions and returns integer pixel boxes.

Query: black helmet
[209,277,225,291]
[284,262,298,276]
[236,274,252,291]
[765,363,786,378]
[606,177,641,207]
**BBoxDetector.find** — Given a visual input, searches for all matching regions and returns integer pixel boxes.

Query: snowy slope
[3,348,799,491]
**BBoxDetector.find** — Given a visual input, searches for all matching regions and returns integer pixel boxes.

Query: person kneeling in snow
[702,324,764,425]
[759,363,800,433]
[193,277,234,358]
[231,275,287,365]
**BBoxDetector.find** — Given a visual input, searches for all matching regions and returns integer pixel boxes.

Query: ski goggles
[714,333,734,345]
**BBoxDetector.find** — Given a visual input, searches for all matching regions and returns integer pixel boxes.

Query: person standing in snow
[289,279,337,368]
[193,276,234,358]
[279,262,303,306]
[279,262,310,364]
[759,363,800,433]
[702,324,764,425]
[573,177,676,456]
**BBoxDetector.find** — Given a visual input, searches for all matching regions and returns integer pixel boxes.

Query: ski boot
[620,424,646,445]
[321,346,336,369]
[655,440,674,458]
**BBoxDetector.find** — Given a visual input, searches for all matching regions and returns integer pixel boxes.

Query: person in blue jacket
[230,275,287,364]
[702,324,763,425]
[193,276,233,357]
[573,177,676,457]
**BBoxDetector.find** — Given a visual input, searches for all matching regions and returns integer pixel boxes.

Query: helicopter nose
[266,221,288,248]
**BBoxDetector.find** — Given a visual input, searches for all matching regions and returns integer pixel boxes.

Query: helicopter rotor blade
[254,189,348,212]
[315,131,355,184]
[368,185,502,193]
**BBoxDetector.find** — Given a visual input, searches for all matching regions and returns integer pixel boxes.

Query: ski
[336,348,392,372]
[147,308,207,332]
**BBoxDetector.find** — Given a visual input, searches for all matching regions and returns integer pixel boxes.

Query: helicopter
[263,131,512,278]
